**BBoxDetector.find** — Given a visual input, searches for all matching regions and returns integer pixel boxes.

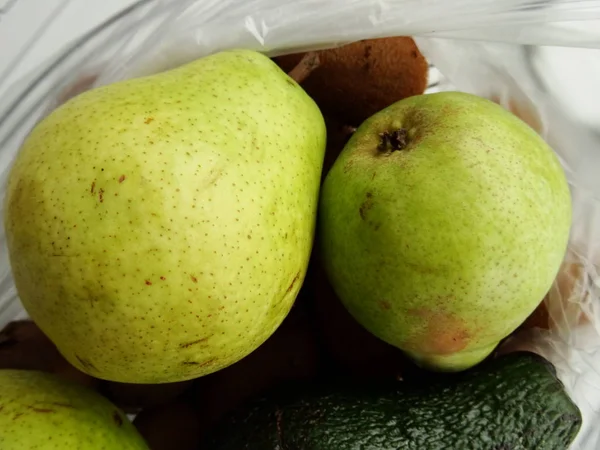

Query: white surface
[1,0,599,131]
[533,46,600,129]
[0,0,137,99]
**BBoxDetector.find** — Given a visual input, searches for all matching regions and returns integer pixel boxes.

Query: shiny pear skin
[4,49,326,383]
[0,369,148,449]
[319,91,571,372]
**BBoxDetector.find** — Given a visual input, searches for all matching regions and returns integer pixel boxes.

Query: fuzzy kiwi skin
[274,37,429,127]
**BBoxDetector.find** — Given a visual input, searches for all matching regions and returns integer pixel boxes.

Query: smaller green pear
[319,91,572,372]
[0,369,149,449]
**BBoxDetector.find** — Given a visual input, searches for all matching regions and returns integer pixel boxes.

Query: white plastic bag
[1,0,600,448]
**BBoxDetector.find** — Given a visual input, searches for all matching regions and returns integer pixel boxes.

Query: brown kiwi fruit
[56,74,98,106]
[98,379,194,414]
[189,296,321,432]
[274,36,429,127]
[520,256,590,332]
[489,94,543,135]
[311,252,409,380]
[321,114,356,180]
[0,320,97,388]
[133,399,203,450]
[519,300,551,330]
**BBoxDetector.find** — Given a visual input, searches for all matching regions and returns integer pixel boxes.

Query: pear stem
[378,129,409,153]
[287,51,320,84]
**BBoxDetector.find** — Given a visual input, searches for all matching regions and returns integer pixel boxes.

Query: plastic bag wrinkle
[2,0,600,449]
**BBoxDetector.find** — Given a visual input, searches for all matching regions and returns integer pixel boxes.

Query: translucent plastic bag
[2,0,600,448]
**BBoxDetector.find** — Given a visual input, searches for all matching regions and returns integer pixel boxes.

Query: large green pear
[4,49,326,383]
[0,369,148,449]
[319,91,571,372]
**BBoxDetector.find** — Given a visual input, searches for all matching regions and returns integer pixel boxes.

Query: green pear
[4,49,326,383]
[319,91,571,372]
[0,369,148,449]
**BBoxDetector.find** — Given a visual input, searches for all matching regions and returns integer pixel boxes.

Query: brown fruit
[0,320,97,389]
[519,254,590,332]
[56,73,98,106]
[190,301,321,431]
[133,400,202,450]
[519,300,550,330]
[274,37,429,127]
[311,255,408,380]
[98,379,194,414]
[321,114,356,180]
[489,94,543,134]
[546,258,590,328]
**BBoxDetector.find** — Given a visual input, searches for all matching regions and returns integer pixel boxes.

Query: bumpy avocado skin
[204,352,581,450]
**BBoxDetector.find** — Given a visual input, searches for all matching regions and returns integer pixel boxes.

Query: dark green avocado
[203,352,581,450]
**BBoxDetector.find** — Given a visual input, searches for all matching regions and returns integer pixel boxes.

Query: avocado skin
[203,352,581,450]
